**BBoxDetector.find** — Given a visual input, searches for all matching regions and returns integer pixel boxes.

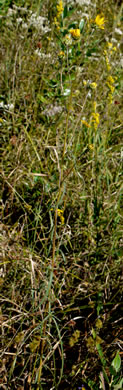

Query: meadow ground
[0,1,123,389]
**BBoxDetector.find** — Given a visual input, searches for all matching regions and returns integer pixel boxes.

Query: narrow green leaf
[63,5,68,18]
[37,94,49,103]
[96,343,107,367]
[92,327,96,339]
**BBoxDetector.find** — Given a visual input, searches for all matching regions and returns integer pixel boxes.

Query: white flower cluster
[0,101,14,111]
[34,49,51,59]
[67,0,91,5]
[6,7,51,34]
[7,7,17,17]
[75,0,91,4]
[114,28,122,36]
[42,104,62,117]
[29,13,51,33]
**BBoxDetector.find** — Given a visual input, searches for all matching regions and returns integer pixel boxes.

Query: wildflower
[93,101,97,111]
[29,14,51,33]
[58,51,65,58]
[114,27,122,35]
[7,7,16,16]
[106,60,111,72]
[106,75,115,94]
[35,50,51,59]
[63,88,71,96]
[94,14,105,30]
[91,105,100,131]
[89,144,94,150]
[81,119,90,128]
[107,42,117,53]
[92,112,100,125]
[50,208,64,224]
[56,0,64,18]
[64,34,72,46]
[57,209,64,225]
[54,16,60,30]
[107,64,111,72]
[69,28,80,39]
[103,49,112,71]
[83,80,87,86]
[0,118,4,127]
[106,75,115,104]
[90,82,97,89]
[0,102,14,111]
[42,104,62,117]
[107,42,113,49]
[73,90,80,97]
[110,85,114,94]
[106,42,115,55]
[34,49,42,57]
[107,75,115,84]
[22,23,28,29]
[16,17,23,25]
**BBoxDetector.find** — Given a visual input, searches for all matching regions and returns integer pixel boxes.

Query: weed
[0,0,123,389]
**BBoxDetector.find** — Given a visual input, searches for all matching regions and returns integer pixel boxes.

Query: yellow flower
[93,101,97,112]
[91,111,100,131]
[56,0,64,18]
[95,14,105,30]
[69,28,80,39]
[106,75,115,105]
[57,209,64,225]
[104,49,111,70]
[60,215,64,225]
[89,144,94,150]
[83,80,87,86]
[107,75,115,84]
[107,42,117,53]
[54,16,60,30]
[50,208,65,225]
[57,209,63,216]
[107,63,111,72]
[107,42,112,49]
[92,112,100,125]
[58,51,65,57]
[106,75,115,94]
[90,82,97,89]
[81,120,90,128]
[73,89,80,97]
[107,84,115,93]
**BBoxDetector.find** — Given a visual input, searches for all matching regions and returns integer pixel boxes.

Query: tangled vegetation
[0,0,123,389]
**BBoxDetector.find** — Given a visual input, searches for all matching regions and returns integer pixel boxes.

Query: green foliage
[0,0,10,14]
[0,0,123,388]
[111,352,121,374]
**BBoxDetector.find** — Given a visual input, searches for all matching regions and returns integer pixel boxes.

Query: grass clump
[0,0,123,389]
